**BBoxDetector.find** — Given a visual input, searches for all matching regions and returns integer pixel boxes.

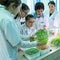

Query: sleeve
[54,13,60,27]
[34,20,40,30]
[17,41,37,48]
[54,18,59,27]
[20,24,30,41]
[5,19,37,47]
[5,20,21,47]
[20,34,30,41]
[44,16,49,29]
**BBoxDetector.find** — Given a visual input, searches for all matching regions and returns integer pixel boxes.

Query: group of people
[0,0,60,60]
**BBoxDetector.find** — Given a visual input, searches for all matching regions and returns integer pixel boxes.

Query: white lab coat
[0,28,11,60]
[14,17,21,30]
[0,5,37,60]
[44,10,58,29]
[20,23,37,51]
[14,17,25,29]
[54,13,60,33]
[20,23,38,37]
[35,16,49,29]
[54,13,60,27]
[44,10,58,34]
[33,12,49,29]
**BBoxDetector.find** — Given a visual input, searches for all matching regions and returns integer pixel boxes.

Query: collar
[0,5,5,8]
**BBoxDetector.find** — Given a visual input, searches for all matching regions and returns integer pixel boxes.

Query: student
[44,1,58,35]
[48,1,58,18]
[20,14,38,36]
[46,1,58,35]
[48,1,58,28]
[33,2,50,54]
[14,3,35,44]
[14,3,30,30]
[0,0,40,60]
[33,2,49,30]
[20,14,38,51]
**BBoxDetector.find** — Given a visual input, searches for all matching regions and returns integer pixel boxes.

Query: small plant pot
[37,44,48,50]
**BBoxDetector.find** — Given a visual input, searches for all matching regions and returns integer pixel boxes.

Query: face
[26,18,35,28]
[19,10,29,18]
[48,4,55,13]
[8,3,21,15]
[36,9,44,18]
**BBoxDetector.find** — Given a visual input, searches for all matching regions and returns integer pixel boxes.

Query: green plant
[51,36,60,47]
[25,48,40,56]
[34,29,48,44]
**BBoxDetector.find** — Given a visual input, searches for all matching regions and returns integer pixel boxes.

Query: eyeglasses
[23,10,29,15]
[28,21,35,24]
[23,11,28,15]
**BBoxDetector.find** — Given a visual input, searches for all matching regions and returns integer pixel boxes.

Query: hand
[37,41,46,46]
[37,41,43,46]
[44,25,47,30]
[30,36,34,42]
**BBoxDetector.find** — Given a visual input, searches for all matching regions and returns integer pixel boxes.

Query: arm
[17,41,37,48]
[5,19,37,47]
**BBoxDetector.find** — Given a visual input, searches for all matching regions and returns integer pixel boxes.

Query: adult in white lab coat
[33,2,49,30]
[44,1,58,34]
[0,0,39,60]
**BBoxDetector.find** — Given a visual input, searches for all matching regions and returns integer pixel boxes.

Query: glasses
[23,11,28,15]
[28,21,35,24]
[23,10,29,15]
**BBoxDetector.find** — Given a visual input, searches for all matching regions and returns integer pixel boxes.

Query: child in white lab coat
[14,3,30,30]
[44,1,58,35]
[20,14,38,37]
[33,2,49,30]
[20,14,39,51]
[33,2,50,54]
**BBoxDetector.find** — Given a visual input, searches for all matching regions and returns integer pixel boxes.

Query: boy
[20,14,38,51]
[33,2,49,30]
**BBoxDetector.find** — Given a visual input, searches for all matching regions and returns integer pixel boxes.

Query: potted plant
[34,29,49,50]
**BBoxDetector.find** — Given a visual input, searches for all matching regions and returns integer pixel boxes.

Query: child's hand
[37,42,42,46]
[44,25,47,30]
[30,36,34,42]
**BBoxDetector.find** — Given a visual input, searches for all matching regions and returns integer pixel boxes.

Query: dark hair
[14,3,30,19]
[48,1,55,6]
[21,3,29,11]
[35,2,44,11]
[25,14,34,21]
[0,0,21,7]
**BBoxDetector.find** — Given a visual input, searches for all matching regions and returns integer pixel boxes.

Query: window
[26,0,60,13]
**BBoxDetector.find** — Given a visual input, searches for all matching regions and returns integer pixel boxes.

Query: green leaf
[34,29,48,44]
